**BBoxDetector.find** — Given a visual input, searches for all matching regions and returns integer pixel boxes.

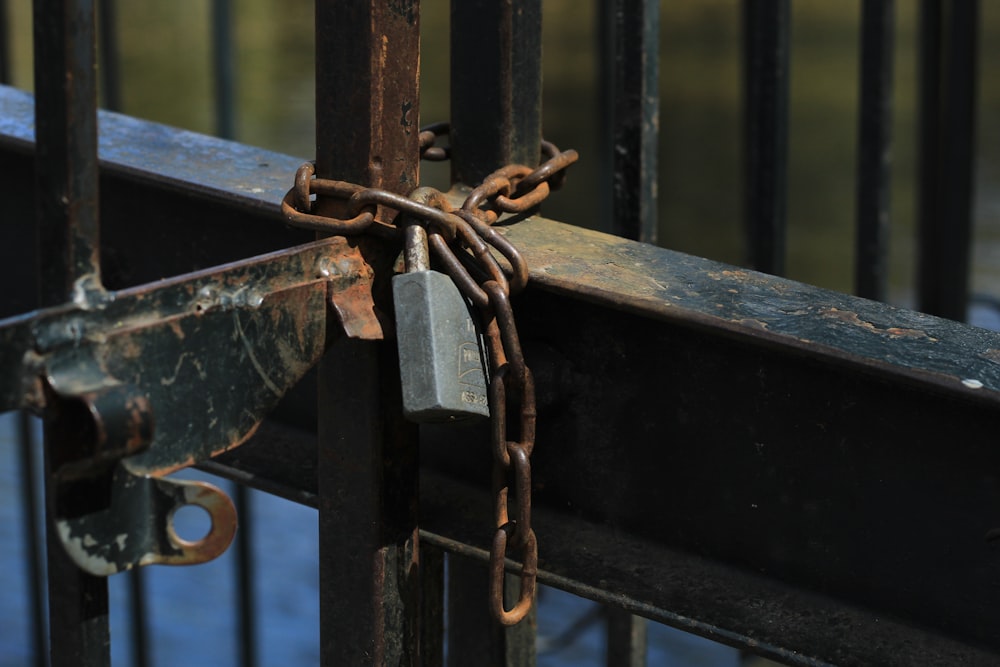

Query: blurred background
[2,1,998,301]
[1,1,1000,665]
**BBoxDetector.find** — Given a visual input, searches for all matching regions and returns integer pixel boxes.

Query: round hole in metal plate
[170,503,213,545]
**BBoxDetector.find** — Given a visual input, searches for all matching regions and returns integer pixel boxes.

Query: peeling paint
[57,521,119,576]
[736,318,769,331]
[821,308,938,341]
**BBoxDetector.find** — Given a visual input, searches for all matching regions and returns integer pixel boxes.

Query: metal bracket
[0,235,383,572]
[56,466,237,575]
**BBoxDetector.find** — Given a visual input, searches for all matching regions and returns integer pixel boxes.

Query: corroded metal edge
[5,82,996,407]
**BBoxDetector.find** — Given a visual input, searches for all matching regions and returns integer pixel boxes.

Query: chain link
[283,123,577,626]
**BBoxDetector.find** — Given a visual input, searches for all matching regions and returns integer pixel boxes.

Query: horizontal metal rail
[3,84,1000,664]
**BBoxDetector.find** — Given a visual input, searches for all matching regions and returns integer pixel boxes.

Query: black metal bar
[17,412,47,667]
[318,340,420,665]
[606,608,647,667]
[854,0,894,301]
[450,0,542,186]
[211,0,235,140]
[233,483,258,667]
[447,556,536,667]
[742,0,790,276]
[97,0,120,111]
[916,0,979,321]
[599,0,659,244]
[33,0,104,304]
[314,1,421,664]
[127,569,150,667]
[596,1,659,635]
[0,0,10,85]
[32,0,109,664]
[420,545,445,667]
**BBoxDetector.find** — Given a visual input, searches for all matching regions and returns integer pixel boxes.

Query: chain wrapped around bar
[282,124,578,626]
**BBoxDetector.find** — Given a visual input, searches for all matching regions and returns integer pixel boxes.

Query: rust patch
[325,244,385,340]
[330,280,386,340]
[821,308,938,341]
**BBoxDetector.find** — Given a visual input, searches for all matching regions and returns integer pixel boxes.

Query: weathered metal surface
[33,0,104,305]
[0,85,304,219]
[0,232,374,579]
[56,470,237,574]
[206,216,1000,661]
[0,236,369,474]
[499,217,1000,404]
[423,285,1000,656]
[313,1,421,665]
[7,85,1000,662]
[6,95,991,411]
[32,1,109,663]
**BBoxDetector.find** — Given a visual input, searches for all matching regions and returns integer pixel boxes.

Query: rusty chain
[283,123,577,626]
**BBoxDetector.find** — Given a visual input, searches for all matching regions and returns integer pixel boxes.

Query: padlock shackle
[403,223,430,273]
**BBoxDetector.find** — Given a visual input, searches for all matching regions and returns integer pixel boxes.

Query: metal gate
[1,1,998,665]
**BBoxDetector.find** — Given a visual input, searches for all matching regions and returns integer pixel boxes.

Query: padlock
[392,223,490,422]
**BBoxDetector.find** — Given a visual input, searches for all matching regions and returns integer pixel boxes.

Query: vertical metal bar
[33,1,109,665]
[447,556,536,667]
[0,0,10,84]
[606,608,647,667]
[211,0,236,140]
[17,413,47,667]
[96,0,121,111]
[854,0,894,302]
[742,0,790,276]
[916,0,979,321]
[597,3,656,652]
[314,1,421,665]
[599,0,660,244]
[127,569,150,667]
[33,0,105,304]
[233,484,258,667]
[420,545,445,667]
[318,341,420,665]
[451,0,542,185]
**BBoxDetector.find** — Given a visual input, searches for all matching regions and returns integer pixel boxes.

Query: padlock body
[392,269,489,422]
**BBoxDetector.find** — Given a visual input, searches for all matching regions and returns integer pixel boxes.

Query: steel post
[32,0,109,665]
[314,1,421,664]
